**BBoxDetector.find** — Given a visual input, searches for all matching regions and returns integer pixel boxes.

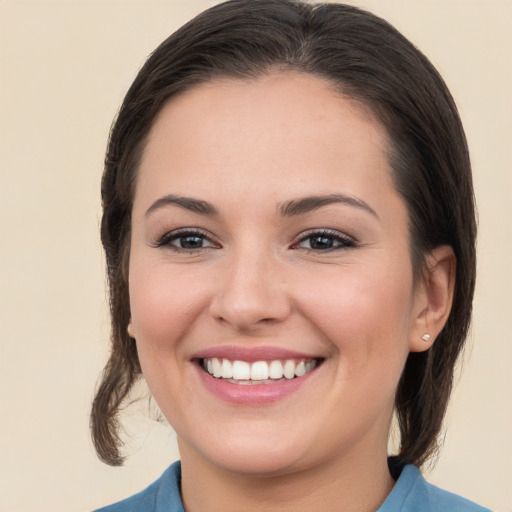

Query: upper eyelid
[153,227,356,247]
[292,229,357,250]
[155,227,219,247]
[295,228,356,242]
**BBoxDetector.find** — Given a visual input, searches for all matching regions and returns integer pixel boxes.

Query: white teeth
[232,360,251,380]
[251,361,269,380]
[212,357,222,378]
[221,358,233,378]
[295,361,306,377]
[269,360,283,379]
[283,360,296,379]
[203,357,318,382]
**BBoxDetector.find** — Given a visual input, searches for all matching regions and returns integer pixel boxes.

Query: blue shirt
[94,460,491,511]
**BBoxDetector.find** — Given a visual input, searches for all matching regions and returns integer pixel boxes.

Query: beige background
[0,1,511,511]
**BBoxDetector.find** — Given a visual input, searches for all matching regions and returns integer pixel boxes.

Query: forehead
[135,71,395,213]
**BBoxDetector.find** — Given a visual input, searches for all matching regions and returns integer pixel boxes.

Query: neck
[179,442,395,512]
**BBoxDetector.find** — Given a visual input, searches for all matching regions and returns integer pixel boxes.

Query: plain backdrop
[0,1,511,511]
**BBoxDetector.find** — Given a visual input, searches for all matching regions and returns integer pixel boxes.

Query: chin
[179,428,313,477]
[212,451,306,478]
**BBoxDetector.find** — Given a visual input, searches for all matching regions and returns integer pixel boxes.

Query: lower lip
[195,364,315,405]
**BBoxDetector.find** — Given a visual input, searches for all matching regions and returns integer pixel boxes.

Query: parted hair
[91,0,476,467]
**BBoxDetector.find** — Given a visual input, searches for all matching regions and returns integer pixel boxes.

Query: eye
[294,229,356,251]
[156,229,219,252]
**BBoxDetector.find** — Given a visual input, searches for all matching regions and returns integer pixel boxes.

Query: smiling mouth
[200,357,323,385]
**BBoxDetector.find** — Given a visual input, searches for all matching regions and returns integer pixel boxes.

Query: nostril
[208,275,291,330]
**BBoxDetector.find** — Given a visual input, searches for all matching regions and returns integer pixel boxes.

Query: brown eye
[157,229,218,251]
[295,230,356,251]
[175,234,207,249]
[308,234,336,250]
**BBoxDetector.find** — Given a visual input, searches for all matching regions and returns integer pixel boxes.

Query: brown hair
[91,0,476,468]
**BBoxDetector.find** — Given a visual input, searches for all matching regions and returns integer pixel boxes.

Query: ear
[409,245,456,352]
[127,320,135,339]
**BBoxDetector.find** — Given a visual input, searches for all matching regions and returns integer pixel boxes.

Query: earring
[421,333,431,341]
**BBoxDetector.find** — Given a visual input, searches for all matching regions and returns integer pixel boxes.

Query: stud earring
[421,333,431,342]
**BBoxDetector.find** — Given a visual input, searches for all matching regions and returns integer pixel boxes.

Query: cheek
[128,264,210,417]
[297,265,413,372]
[128,262,210,354]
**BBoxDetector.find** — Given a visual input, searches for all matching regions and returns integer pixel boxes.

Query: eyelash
[155,228,357,253]
[155,228,219,253]
[293,229,357,252]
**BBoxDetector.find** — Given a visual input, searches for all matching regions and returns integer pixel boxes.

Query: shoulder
[379,464,492,512]
[92,461,184,512]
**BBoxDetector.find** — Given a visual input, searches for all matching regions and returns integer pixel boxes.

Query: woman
[91,0,490,510]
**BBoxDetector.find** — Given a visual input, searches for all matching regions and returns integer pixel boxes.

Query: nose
[209,246,291,332]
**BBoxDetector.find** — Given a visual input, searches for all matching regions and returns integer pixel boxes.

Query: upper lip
[192,345,323,362]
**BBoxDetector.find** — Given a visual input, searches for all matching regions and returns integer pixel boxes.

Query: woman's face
[128,72,427,476]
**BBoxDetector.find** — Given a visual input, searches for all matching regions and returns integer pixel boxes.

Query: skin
[128,72,454,512]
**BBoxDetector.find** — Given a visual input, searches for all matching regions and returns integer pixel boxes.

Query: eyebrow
[279,194,378,218]
[145,194,219,217]
[145,193,377,219]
